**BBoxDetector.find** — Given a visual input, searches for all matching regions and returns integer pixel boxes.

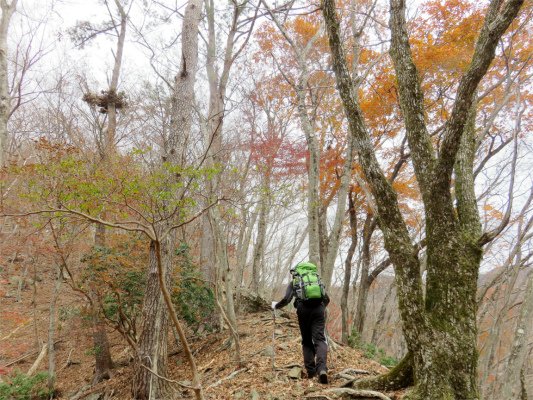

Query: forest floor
[0,268,403,400]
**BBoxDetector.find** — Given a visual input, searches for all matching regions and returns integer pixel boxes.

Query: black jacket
[275,280,330,309]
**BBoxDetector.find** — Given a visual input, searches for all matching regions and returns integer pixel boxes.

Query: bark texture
[133,239,174,400]
[321,0,525,398]
[133,0,202,396]
[167,0,202,167]
[341,190,357,344]
[0,0,17,167]
[498,271,533,398]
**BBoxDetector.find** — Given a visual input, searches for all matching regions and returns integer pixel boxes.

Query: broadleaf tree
[321,0,525,398]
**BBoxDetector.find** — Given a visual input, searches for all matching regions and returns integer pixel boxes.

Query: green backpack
[291,262,326,301]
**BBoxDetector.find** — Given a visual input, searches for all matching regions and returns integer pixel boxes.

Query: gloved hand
[271,301,278,310]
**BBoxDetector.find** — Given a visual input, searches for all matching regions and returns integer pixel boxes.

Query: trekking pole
[271,308,276,373]
[324,308,335,370]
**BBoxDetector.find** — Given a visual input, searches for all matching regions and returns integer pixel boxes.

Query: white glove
[271,301,278,310]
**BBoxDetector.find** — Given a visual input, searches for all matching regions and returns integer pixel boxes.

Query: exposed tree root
[327,388,392,399]
[345,352,413,392]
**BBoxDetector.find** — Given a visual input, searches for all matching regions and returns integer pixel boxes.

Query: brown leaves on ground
[0,271,395,399]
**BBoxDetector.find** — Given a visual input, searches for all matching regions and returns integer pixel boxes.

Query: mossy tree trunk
[321,0,525,398]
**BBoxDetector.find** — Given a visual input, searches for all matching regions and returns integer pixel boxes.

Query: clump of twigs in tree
[82,89,128,114]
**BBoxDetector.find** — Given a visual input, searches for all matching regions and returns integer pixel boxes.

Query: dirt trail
[1,272,399,399]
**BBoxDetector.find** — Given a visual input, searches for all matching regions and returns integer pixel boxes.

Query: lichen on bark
[321,0,525,398]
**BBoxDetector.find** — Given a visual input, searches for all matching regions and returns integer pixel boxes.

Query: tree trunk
[322,0,525,397]
[0,0,17,167]
[497,270,533,398]
[167,0,202,167]
[91,2,127,382]
[251,172,270,294]
[132,0,203,395]
[92,223,114,384]
[47,264,62,393]
[371,281,395,346]
[235,210,257,312]
[341,190,357,344]
[133,239,173,400]
[92,319,113,383]
[353,214,374,335]
[103,0,127,158]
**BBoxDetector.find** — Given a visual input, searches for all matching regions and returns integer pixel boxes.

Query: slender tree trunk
[341,191,357,344]
[48,264,62,394]
[235,210,257,312]
[0,0,16,167]
[101,0,127,159]
[200,213,216,287]
[251,172,270,294]
[211,206,239,345]
[371,281,395,346]
[498,270,533,399]
[353,214,374,334]
[92,224,114,383]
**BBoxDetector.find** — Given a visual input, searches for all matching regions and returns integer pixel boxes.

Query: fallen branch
[26,344,48,376]
[283,363,303,369]
[68,384,90,400]
[199,358,215,372]
[141,365,194,389]
[335,368,373,377]
[205,367,247,390]
[1,320,30,341]
[5,350,38,367]
[59,348,75,371]
[326,388,392,400]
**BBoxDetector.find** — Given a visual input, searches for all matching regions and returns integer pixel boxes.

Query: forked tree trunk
[352,214,374,335]
[322,0,525,398]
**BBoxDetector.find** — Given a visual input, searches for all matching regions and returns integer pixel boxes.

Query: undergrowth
[0,372,53,400]
[348,329,399,368]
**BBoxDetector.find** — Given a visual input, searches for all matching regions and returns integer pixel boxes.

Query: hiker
[271,262,330,384]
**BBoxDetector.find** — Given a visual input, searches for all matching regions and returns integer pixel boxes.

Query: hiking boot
[306,370,316,379]
[319,370,328,384]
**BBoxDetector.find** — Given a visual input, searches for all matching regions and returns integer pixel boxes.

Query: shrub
[172,243,215,327]
[348,328,398,367]
[378,355,400,368]
[0,372,53,400]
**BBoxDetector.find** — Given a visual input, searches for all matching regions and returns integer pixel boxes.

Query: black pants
[296,301,328,376]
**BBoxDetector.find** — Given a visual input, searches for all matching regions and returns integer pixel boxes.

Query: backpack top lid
[294,262,318,275]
